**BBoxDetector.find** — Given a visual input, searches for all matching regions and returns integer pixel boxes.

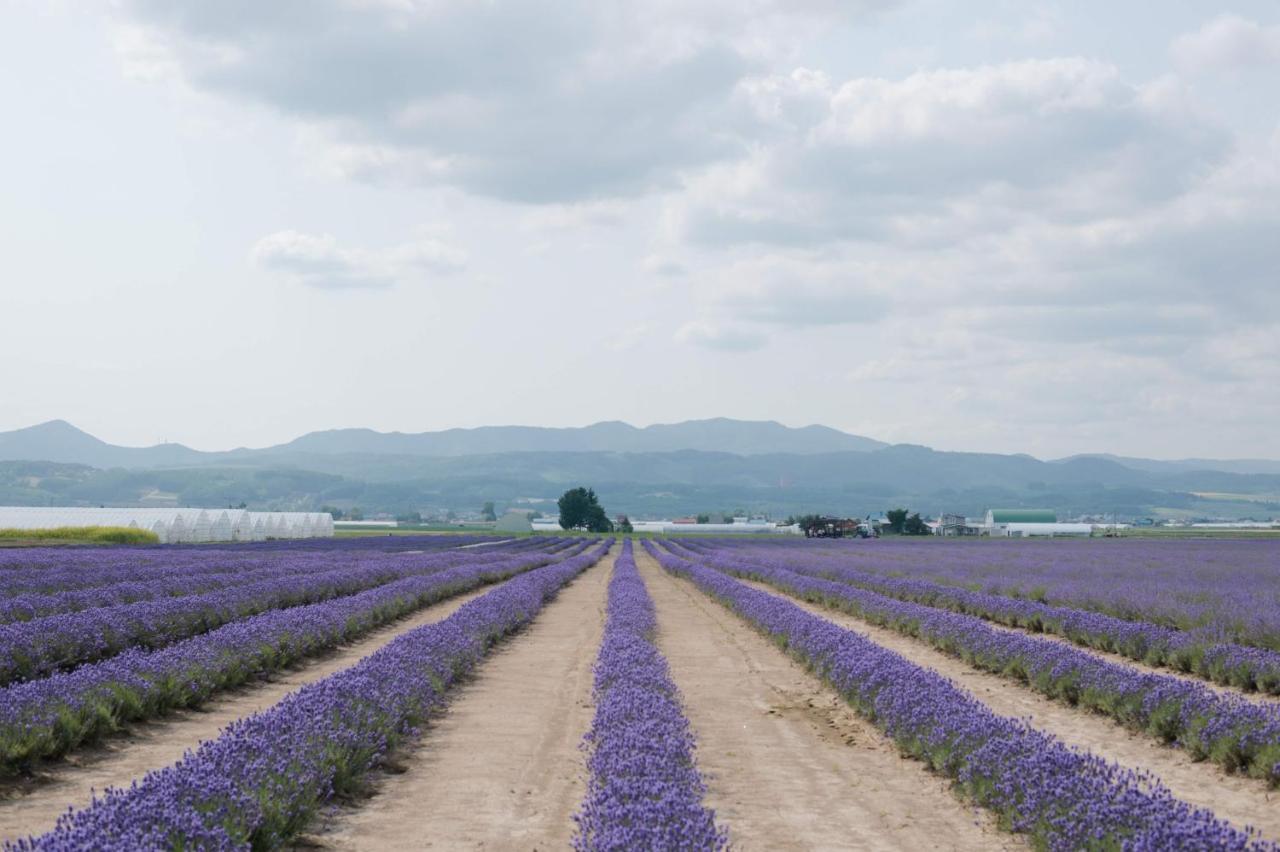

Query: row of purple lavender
[0,537,532,624]
[697,538,1280,694]
[645,540,1272,850]
[668,539,1280,785]
[574,540,725,850]
[0,534,496,596]
[0,539,579,773]
[0,539,558,686]
[8,540,612,851]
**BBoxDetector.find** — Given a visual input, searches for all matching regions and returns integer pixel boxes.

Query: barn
[983,509,1090,537]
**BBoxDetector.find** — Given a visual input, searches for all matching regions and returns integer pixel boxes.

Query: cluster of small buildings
[933,509,1095,537]
[525,514,801,535]
[0,506,334,543]
[632,516,801,535]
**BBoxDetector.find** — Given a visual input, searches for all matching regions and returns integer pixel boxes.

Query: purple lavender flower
[644,540,1273,851]
[7,540,612,851]
[574,540,726,850]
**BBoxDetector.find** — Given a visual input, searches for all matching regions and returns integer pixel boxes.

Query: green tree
[904,512,931,535]
[558,487,613,533]
[696,513,710,524]
[396,511,423,524]
[481,501,497,522]
[617,515,634,534]
[885,508,908,535]
[797,514,825,536]
[348,507,364,521]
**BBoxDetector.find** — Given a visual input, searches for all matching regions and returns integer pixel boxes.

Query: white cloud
[674,321,768,351]
[653,53,1280,383]
[251,230,465,290]
[114,1,896,202]
[1172,15,1280,72]
[677,59,1225,249]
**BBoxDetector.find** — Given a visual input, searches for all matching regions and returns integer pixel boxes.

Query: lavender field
[1,534,1278,850]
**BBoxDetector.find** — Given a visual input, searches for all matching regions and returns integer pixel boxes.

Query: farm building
[998,523,1093,538]
[631,520,801,535]
[936,513,982,536]
[0,506,333,543]
[985,509,1057,525]
[982,509,1089,537]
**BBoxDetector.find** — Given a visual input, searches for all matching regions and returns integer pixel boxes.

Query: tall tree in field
[885,508,908,534]
[558,487,613,532]
[481,501,497,522]
[904,512,931,535]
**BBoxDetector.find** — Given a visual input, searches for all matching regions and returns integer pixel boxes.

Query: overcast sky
[2,1,1278,459]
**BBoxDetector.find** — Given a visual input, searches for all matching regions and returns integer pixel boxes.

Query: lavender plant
[645,541,1273,851]
[7,540,612,851]
[667,540,1280,785]
[684,538,1280,695]
[0,541,564,686]
[0,540,582,773]
[574,540,726,850]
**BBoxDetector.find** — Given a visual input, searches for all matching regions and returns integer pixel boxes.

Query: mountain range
[0,418,885,467]
[1,419,1277,520]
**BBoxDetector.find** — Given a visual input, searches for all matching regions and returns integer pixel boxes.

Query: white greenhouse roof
[0,507,334,544]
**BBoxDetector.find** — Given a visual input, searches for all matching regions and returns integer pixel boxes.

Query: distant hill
[0,420,205,469]
[3,446,1278,521]
[2,420,1278,520]
[0,418,886,467]
[264,418,887,457]
[1054,453,1280,477]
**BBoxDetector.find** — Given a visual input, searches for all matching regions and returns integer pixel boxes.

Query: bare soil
[300,550,612,850]
[637,549,1020,851]
[0,584,494,845]
[735,577,1280,843]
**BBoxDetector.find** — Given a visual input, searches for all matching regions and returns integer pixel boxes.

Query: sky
[1,1,1278,459]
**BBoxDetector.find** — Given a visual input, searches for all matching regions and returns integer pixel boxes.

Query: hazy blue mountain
[0,420,206,469]
[2,421,1278,521]
[1053,453,1280,477]
[262,418,888,457]
[0,418,886,466]
[5,446,1277,521]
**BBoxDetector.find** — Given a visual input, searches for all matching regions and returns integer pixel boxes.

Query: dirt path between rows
[0,584,495,845]
[637,549,1019,851]
[734,577,1280,843]
[301,551,613,850]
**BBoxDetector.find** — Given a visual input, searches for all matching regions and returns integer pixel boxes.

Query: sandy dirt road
[303,549,613,851]
[0,584,495,845]
[732,576,1280,844]
[636,548,1020,852]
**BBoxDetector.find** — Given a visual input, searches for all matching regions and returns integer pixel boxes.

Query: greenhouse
[0,507,334,543]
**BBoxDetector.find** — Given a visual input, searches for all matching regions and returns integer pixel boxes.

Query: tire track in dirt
[735,577,1280,844]
[0,584,495,844]
[300,548,613,850]
[638,549,1020,851]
